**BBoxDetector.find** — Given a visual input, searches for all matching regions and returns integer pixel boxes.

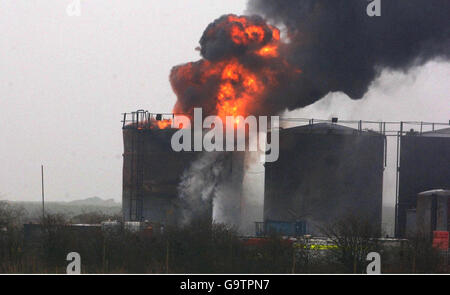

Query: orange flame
[156,120,172,129]
[167,15,301,128]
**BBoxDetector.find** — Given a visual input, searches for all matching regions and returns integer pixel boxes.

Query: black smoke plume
[247,0,450,111]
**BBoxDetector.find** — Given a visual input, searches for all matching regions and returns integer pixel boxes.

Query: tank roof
[417,189,450,197]
[421,127,450,138]
[281,123,382,135]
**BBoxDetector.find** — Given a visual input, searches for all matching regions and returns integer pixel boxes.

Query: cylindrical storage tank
[122,123,246,227]
[122,127,203,225]
[397,128,450,237]
[263,123,385,236]
[416,189,450,238]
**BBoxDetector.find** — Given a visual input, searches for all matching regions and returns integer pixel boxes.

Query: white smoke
[177,151,245,229]
[239,150,265,235]
[177,152,224,225]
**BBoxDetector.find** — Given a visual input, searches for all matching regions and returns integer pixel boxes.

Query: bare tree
[402,234,443,273]
[320,214,381,273]
[0,201,25,229]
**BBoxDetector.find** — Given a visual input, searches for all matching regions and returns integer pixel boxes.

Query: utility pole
[41,165,45,221]
[166,239,169,274]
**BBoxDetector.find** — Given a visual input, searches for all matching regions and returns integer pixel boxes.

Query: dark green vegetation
[0,201,447,273]
[1,197,121,223]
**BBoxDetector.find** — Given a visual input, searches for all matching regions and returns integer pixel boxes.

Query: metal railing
[122,110,449,135]
[278,118,449,136]
[121,110,175,129]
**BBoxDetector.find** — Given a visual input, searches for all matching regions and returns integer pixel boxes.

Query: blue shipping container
[264,220,308,236]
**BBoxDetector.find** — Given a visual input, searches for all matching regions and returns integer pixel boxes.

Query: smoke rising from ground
[177,152,224,224]
[177,152,243,227]
[247,0,450,110]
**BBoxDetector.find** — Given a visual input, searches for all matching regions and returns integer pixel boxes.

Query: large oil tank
[263,123,385,235]
[122,127,202,224]
[397,127,450,237]
[122,114,245,227]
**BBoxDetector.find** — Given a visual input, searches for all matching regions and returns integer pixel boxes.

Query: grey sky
[0,1,448,204]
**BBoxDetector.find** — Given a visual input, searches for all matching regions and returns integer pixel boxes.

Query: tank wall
[398,136,450,236]
[123,128,245,226]
[416,195,450,237]
[264,132,385,235]
[122,128,143,221]
[122,128,202,224]
[212,152,245,228]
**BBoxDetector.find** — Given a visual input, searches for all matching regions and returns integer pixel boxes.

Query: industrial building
[415,190,450,237]
[397,127,450,237]
[263,123,385,235]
